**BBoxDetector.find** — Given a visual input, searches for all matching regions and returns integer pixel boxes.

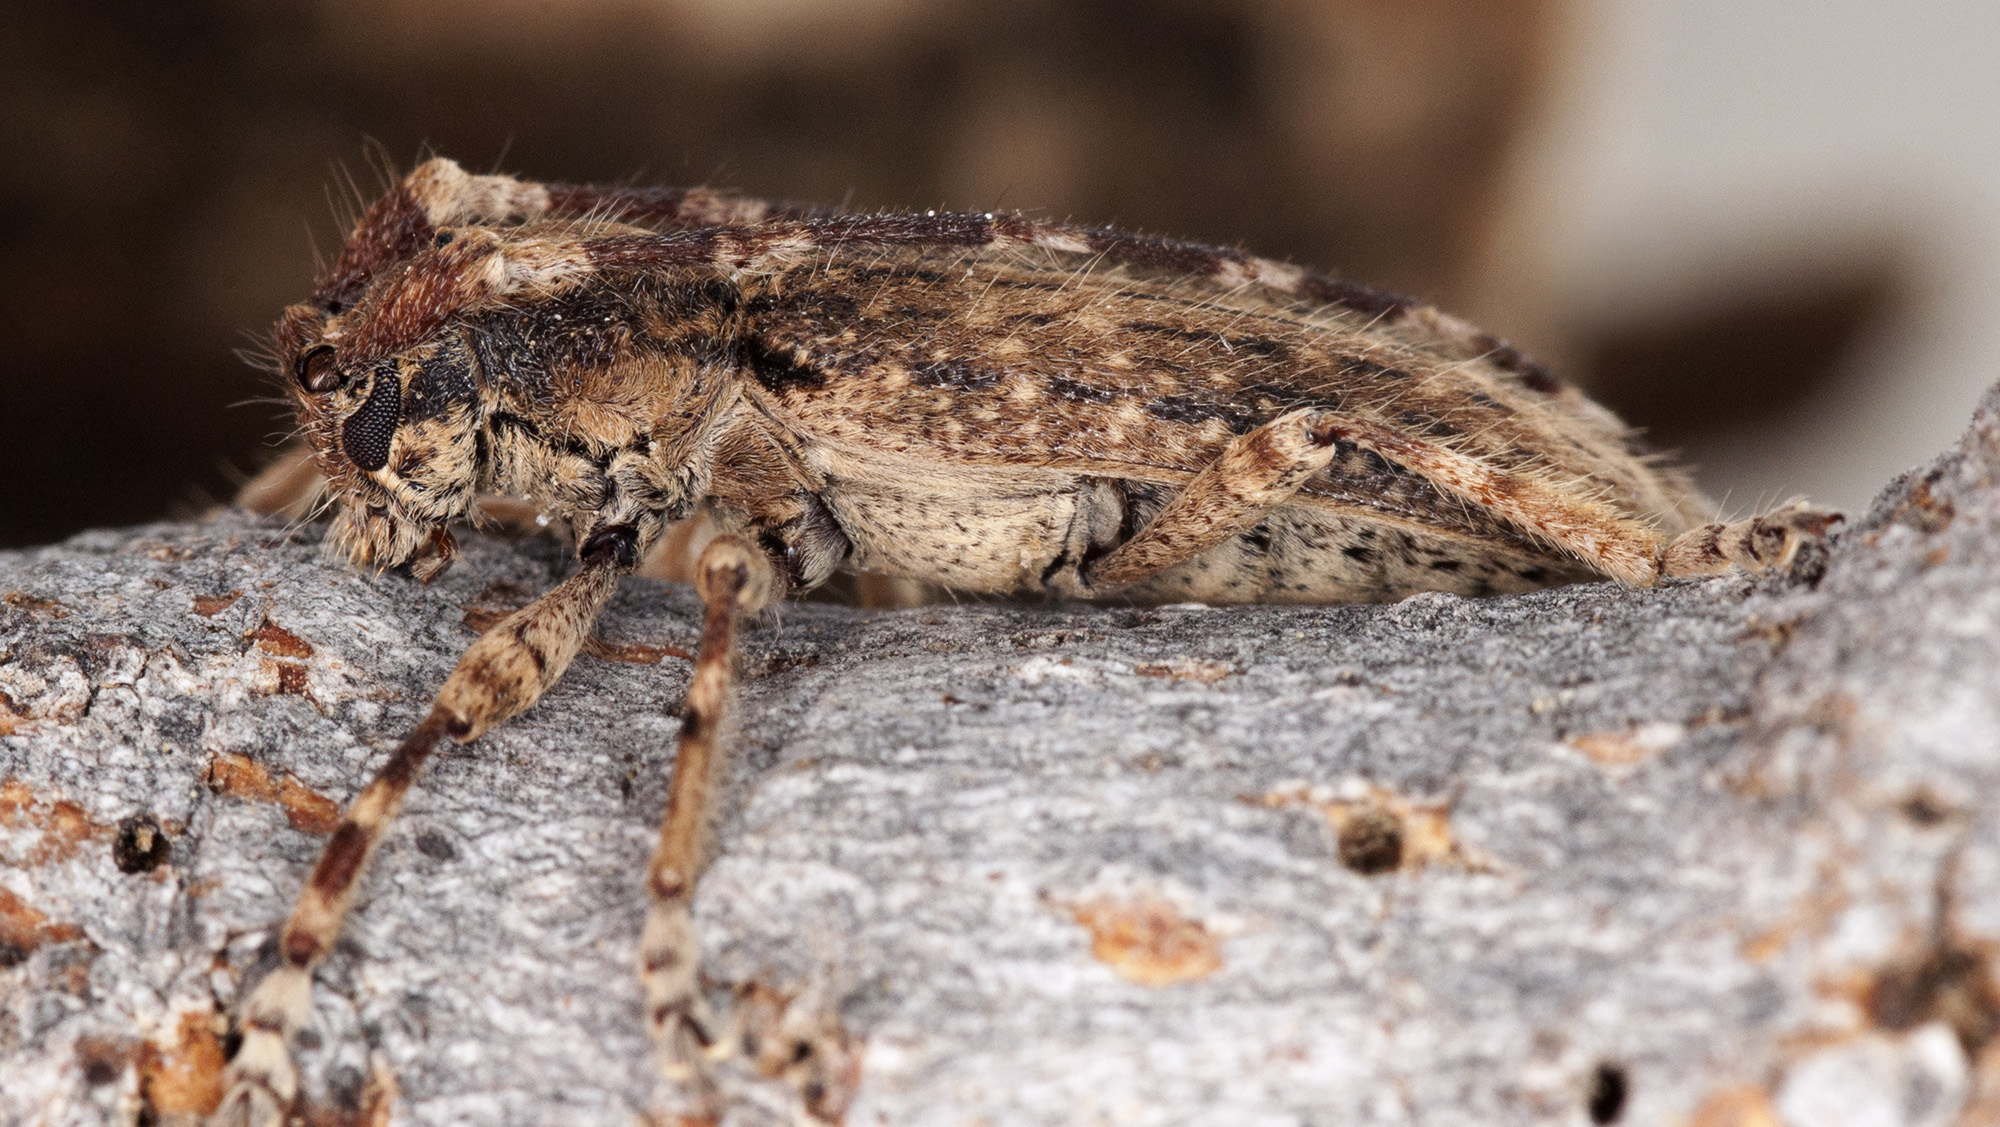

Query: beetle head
[275,223,510,580]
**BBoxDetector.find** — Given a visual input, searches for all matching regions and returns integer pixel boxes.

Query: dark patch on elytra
[1867,941,2000,1054]
[1005,311,1062,327]
[1084,228,1228,277]
[1298,274,1410,319]
[1144,393,1260,435]
[1396,410,1462,438]
[1124,320,1289,359]
[744,287,861,325]
[814,212,994,248]
[582,230,719,271]
[340,370,403,472]
[745,337,828,392]
[1047,375,1122,404]
[1338,355,1412,382]
[1473,334,1566,395]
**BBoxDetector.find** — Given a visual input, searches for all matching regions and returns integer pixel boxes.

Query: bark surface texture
[6,385,2000,1127]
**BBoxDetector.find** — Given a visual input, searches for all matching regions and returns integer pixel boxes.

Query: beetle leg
[1660,500,1843,577]
[1089,408,1686,591]
[639,534,780,1099]
[1083,408,1349,591]
[234,443,328,521]
[212,551,622,1127]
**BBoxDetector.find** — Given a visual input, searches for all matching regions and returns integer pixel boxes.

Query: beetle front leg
[638,534,781,1099]
[211,550,622,1127]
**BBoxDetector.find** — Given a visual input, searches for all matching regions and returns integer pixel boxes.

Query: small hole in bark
[75,1037,127,1086]
[1588,1062,1628,1123]
[413,829,458,862]
[113,813,171,873]
[1337,807,1404,874]
[221,1029,243,1062]
[1899,790,1954,826]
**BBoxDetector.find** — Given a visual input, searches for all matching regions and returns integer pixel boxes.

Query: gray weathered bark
[5,385,2000,1126]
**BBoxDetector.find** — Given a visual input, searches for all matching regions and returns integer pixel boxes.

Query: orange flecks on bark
[251,617,315,658]
[1070,894,1224,986]
[138,1010,228,1115]
[191,591,243,617]
[205,752,342,833]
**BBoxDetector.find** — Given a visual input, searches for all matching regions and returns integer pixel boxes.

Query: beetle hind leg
[1660,499,1843,578]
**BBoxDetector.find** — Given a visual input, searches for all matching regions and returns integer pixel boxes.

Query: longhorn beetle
[214,157,1837,1123]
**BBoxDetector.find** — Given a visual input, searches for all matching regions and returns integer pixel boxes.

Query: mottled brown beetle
[213,157,1837,1123]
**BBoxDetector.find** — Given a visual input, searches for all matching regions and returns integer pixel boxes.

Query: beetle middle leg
[638,534,782,1097]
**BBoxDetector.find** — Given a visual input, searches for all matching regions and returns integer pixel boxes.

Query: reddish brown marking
[283,928,323,968]
[316,186,431,313]
[0,779,115,864]
[204,753,342,834]
[0,884,84,963]
[583,637,695,664]
[251,618,314,658]
[310,823,370,896]
[191,591,242,617]
[273,662,312,698]
[584,230,719,270]
[379,711,449,789]
[993,212,1038,242]
[340,237,502,364]
[3,591,69,617]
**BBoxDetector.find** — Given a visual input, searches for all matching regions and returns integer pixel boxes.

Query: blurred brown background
[5,0,1994,548]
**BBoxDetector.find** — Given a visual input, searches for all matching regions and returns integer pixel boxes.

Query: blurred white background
[1483,0,2000,513]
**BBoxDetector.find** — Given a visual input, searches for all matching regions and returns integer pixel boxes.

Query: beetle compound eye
[433,228,456,248]
[340,371,403,472]
[294,344,343,394]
